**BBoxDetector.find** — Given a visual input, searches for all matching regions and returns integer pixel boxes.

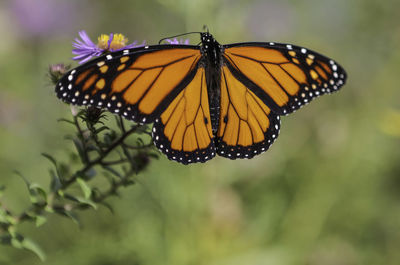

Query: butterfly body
[200,33,223,134]
[56,32,347,164]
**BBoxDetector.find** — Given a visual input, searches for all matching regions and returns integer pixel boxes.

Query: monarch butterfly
[55,31,347,164]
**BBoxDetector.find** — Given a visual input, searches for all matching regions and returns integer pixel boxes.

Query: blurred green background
[1,0,400,264]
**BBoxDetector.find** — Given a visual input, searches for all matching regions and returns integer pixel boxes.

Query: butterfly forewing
[55,45,201,123]
[223,42,347,115]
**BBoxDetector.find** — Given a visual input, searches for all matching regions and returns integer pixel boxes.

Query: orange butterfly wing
[223,43,347,115]
[216,66,280,159]
[55,46,201,123]
[152,67,216,164]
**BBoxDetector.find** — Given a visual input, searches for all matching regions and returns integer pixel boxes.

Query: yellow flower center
[97,33,128,50]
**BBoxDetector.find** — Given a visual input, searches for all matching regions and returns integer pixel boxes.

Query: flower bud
[49,63,69,84]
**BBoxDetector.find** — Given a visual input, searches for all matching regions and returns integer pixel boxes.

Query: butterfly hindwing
[152,67,216,164]
[216,66,281,159]
[55,45,201,123]
[223,43,347,115]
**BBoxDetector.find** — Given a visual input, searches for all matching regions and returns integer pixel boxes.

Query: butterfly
[55,31,347,164]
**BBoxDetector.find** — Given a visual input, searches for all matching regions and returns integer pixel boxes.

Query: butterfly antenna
[158,32,202,44]
[203,25,209,33]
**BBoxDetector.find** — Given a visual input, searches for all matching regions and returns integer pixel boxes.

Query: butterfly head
[201,32,220,48]
[200,32,221,60]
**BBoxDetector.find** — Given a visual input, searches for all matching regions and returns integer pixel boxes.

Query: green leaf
[7,225,17,237]
[15,172,47,203]
[21,237,46,261]
[58,162,71,178]
[76,197,97,210]
[95,125,109,134]
[63,193,79,202]
[42,153,64,185]
[136,138,145,146]
[41,153,57,168]
[28,183,47,203]
[86,143,101,153]
[115,116,123,129]
[149,153,160,159]
[63,193,97,210]
[77,178,92,199]
[57,118,74,125]
[99,201,114,214]
[103,131,117,144]
[49,169,62,192]
[6,215,17,225]
[135,124,149,134]
[35,215,47,227]
[11,237,22,248]
[44,205,54,213]
[68,152,80,163]
[15,170,29,186]
[53,208,80,227]
[57,189,65,197]
[73,138,87,163]
[63,211,81,227]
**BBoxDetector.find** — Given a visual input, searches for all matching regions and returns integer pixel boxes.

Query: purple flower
[72,31,102,64]
[165,38,190,45]
[72,31,145,64]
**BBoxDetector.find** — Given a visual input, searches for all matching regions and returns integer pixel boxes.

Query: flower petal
[78,30,96,47]
[72,30,104,64]
[107,33,114,50]
[165,38,189,45]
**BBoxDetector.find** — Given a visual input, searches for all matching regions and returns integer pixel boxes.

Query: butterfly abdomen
[209,89,220,134]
